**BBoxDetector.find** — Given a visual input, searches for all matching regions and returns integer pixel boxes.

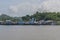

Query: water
[0,25,60,40]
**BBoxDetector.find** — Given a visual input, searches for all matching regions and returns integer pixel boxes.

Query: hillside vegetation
[0,12,60,22]
[22,12,60,21]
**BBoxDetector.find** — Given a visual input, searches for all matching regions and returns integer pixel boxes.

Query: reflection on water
[0,25,60,40]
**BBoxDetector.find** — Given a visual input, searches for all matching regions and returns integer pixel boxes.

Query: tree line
[0,12,60,22]
[22,12,60,21]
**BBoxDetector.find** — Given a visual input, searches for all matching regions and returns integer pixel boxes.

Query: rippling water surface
[0,25,60,40]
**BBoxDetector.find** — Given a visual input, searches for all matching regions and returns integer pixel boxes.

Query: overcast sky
[0,0,60,17]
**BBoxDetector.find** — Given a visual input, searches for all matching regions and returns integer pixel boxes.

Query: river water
[0,25,60,40]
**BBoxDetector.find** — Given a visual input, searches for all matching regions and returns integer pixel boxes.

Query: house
[39,20,45,24]
[39,20,56,25]
[5,20,13,25]
[0,21,4,24]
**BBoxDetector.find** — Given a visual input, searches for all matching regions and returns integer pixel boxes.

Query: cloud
[0,13,2,15]
[40,0,60,12]
[9,2,41,16]
[9,6,18,13]
[9,0,60,16]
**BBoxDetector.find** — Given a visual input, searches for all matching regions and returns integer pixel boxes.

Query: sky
[0,0,60,17]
